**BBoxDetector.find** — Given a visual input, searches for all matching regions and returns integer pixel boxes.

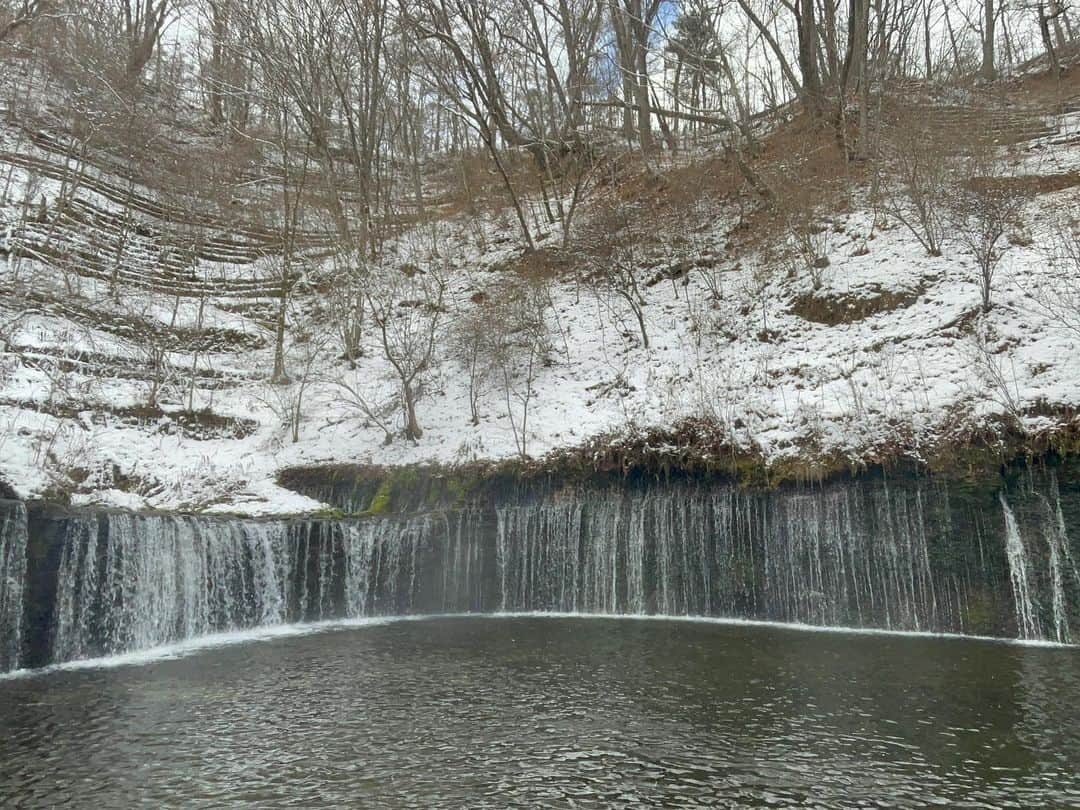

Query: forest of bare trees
[0,0,1077,453]
[2,0,1072,225]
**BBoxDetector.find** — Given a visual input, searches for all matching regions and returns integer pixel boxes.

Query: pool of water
[0,616,1078,807]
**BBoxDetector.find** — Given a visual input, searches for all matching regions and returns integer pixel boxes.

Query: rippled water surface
[1,616,1078,807]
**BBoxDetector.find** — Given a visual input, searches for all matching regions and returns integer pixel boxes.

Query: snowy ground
[1,106,1079,515]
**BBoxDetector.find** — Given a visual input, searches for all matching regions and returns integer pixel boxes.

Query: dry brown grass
[493,114,862,282]
[1005,55,1080,110]
[975,171,1080,196]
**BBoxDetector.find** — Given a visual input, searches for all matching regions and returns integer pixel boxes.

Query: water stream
[1,468,1078,672]
[0,500,27,671]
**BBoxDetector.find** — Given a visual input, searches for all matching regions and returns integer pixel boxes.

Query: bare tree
[581,200,651,348]
[451,290,495,426]
[488,278,553,459]
[0,0,47,43]
[880,116,959,257]
[323,247,367,367]
[89,0,178,83]
[981,0,999,79]
[262,314,330,443]
[367,264,447,441]
[609,0,664,151]
[198,0,252,133]
[950,160,1027,313]
[1029,215,1080,337]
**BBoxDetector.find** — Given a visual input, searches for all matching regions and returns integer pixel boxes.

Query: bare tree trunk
[403,381,422,440]
[923,0,933,78]
[734,0,802,97]
[484,136,535,251]
[633,5,652,154]
[271,281,289,383]
[207,0,229,126]
[796,0,824,117]
[1039,3,1061,77]
[981,0,996,80]
[842,0,870,95]
[609,0,636,143]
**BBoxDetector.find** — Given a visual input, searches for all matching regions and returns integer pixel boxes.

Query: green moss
[310,506,347,520]
[274,410,1080,518]
[359,478,393,516]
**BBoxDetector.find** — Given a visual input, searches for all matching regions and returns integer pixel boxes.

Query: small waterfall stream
[1000,493,1041,640]
[1043,477,1080,644]
[1,468,1078,671]
[0,501,27,671]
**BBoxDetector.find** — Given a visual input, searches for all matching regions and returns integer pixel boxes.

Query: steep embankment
[2,77,1080,514]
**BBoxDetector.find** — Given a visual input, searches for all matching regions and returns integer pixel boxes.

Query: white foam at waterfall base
[491,612,1078,648]
[0,616,406,678]
[1,612,1072,680]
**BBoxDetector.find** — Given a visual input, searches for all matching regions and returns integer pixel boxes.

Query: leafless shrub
[451,275,557,454]
[489,278,554,460]
[949,156,1028,313]
[968,325,1024,430]
[366,262,447,442]
[117,295,179,409]
[331,373,397,446]
[787,214,831,290]
[880,118,959,257]
[579,200,652,348]
[450,289,495,427]
[325,248,367,367]
[738,260,778,341]
[258,320,331,444]
[1028,215,1080,338]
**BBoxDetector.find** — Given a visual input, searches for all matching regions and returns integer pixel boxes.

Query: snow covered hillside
[2,83,1080,515]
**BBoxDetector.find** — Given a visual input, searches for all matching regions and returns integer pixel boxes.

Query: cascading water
[1000,492,1041,640]
[2,468,1079,673]
[39,510,465,668]
[0,501,28,671]
[1041,476,1079,644]
[52,514,294,660]
[497,484,965,632]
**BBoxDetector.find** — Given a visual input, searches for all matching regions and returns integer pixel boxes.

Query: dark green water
[0,616,1078,808]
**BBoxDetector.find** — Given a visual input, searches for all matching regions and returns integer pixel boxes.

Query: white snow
[2,104,1080,514]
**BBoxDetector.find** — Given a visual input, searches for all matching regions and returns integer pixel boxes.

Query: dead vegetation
[789,284,926,326]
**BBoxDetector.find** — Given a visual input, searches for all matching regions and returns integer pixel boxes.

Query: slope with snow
[1,94,1079,515]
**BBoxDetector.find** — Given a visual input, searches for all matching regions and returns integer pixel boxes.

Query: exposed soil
[0,397,258,441]
[789,283,926,326]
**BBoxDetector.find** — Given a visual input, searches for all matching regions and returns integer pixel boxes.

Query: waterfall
[53,513,294,659]
[494,483,963,633]
[1042,477,1078,644]
[4,468,1079,672]
[0,502,28,671]
[44,511,462,667]
[1000,493,1041,640]
[52,515,101,661]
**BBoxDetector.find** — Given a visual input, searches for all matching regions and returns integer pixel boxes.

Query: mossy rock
[358,479,393,516]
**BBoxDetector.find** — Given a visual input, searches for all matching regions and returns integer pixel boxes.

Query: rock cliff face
[2,459,1078,671]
